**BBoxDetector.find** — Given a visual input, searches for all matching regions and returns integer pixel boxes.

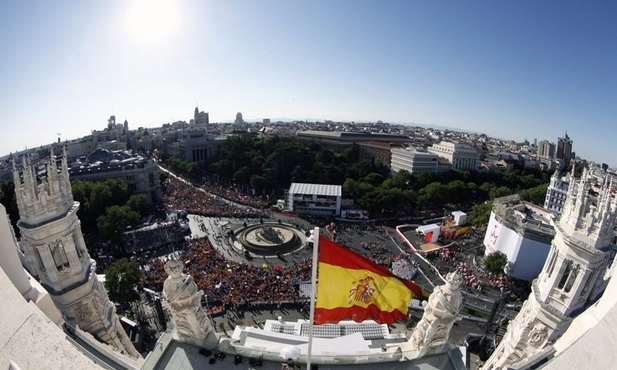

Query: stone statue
[408,271,463,350]
[163,260,214,346]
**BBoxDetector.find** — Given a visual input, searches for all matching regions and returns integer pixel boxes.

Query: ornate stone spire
[13,149,74,228]
[483,171,616,369]
[559,168,617,250]
[13,150,140,358]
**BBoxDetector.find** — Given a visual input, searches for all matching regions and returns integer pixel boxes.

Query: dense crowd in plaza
[123,221,185,254]
[162,176,268,219]
[202,181,272,210]
[142,236,312,307]
[424,246,527,300]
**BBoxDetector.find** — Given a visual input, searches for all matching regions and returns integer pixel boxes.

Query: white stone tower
[12,148,140,357]
[483,169,617,369]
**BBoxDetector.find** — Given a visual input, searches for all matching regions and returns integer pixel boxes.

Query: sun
[124,0,182,46]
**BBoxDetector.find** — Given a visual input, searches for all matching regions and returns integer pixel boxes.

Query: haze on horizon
[1,0,616,166]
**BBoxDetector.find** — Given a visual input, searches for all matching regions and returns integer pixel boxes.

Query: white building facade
[390,147,439,174]
[544,169,572,215]
[428,141,479,171]
[483,195,555,281]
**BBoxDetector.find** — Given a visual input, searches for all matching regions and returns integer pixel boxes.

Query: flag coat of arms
[314,236,423,325]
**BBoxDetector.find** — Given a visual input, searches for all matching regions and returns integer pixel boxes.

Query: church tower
[13,148,140,357]
[483,169,617,369]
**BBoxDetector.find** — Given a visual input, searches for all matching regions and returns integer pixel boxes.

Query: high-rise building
[483,169,617,369]
[235,112,244,125]
[193,107,209,130]
[556,132,573,169]
[537,140,555,159]
[12,149,139,357]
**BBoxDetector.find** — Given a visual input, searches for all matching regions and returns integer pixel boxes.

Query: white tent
[452,211,467,226]
[416,224,440,243]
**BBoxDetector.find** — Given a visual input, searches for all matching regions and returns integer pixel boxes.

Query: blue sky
[1,1,616,166]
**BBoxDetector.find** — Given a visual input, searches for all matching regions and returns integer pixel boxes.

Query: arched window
[546,251,558,279]
[558,260,573,290]
[564,264,579,293]
[72,233,83,258]
[50,240,70,270]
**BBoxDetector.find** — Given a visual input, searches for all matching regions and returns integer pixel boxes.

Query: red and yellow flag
[314,236,423,325]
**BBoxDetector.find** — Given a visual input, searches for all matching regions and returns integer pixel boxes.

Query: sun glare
[124,0,181,46]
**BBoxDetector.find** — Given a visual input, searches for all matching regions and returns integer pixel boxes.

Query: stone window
[558,260,573,290]
[546,251,558,278]
[50,240,70,270]
[564,264,579,293]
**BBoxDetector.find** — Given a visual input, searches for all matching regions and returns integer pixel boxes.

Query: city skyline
[1,1,616,166]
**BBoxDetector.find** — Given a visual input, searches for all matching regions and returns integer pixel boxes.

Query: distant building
[91,115,129,145]
[357,141,404,166]
[537,139,555,159]
[161,107,226,163]
[235,112,244,125]
[556,132,573,169]
[483,194,555,281]
[390,147,439,174]
[193,106,209,129]
[287,183,342,216]
[296,130,413,155]
[428,141,479,171]
[544,169,572,215]
[69,149,162,205]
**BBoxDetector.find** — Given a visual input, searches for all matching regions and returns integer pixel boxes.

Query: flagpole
[307,227,319,370]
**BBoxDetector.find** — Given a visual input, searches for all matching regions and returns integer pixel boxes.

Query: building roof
[0,267,105,370]
[289,183,342,197]
[297,130,411,141]
[144,325,467,370]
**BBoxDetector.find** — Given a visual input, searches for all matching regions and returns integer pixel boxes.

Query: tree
[104,258,143,306]
[489,186,513,200]
[106,178,129,204]
[127,194,150,217]
[470,202,493,226]
[484,251,508,275]
[520,184,549,206]
[97,205,140,245]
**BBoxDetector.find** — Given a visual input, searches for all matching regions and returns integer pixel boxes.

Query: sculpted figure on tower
[163,260,214,346]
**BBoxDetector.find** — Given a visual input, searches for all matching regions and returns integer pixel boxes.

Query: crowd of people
[391,255,419,281]
[162,176,268,219]
[202,181,272,210]
[123,221,185,255]
[142,236,312,307]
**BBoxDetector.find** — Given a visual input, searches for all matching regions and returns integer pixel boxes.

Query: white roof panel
[289,183,342,197]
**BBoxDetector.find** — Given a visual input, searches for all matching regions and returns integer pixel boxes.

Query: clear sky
[1,1,616,166]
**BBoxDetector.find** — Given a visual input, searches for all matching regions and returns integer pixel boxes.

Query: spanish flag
[314,236,423,325]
